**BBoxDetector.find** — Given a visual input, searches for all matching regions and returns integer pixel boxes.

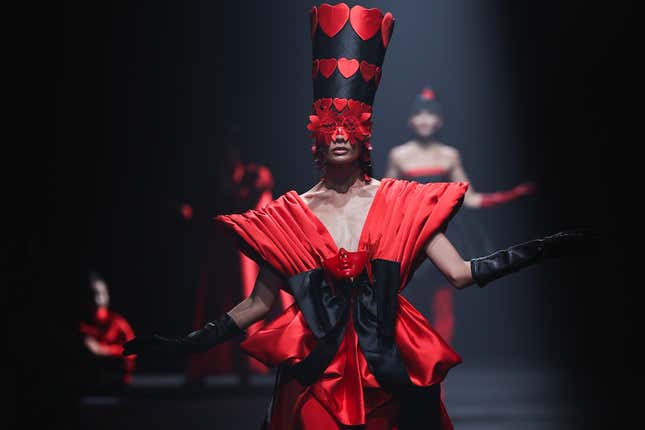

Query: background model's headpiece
[307,3,395,164]
[411,86,443,117]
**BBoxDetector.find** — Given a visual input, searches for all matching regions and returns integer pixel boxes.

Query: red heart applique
[312,98,333,114]
[318,58,338,78]
[349,5,382,41]
[310,7,318,39]
[359,61,376,82]
[333,98,348,112]
[318,3,350,38]
[312,60,319,79]
[337,58,359,78]
[348,99,361,114]
[374,67,382,87]
[381,13,394,48]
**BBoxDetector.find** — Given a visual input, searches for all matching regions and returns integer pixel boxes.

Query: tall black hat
[307,3,395,159]
[311,3,394,106]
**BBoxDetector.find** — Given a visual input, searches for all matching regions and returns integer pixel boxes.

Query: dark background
[21,0,628,428]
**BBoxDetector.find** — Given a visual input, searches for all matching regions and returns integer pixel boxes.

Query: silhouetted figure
[188,145,293,384]
[386,86,535,345]
[79,272,135,393]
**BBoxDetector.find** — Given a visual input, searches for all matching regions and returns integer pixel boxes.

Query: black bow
[286,259,414,394]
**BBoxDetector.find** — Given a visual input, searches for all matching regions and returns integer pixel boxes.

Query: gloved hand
[122,334,186,356]
[122,313,243,356]
[540,228,590,258]
[470,228,591,287]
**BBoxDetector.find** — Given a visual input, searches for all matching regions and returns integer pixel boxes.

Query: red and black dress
[216,178,468,429]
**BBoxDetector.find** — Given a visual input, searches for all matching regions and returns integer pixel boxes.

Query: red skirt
[264,373,454,430]
[245,296,460,429]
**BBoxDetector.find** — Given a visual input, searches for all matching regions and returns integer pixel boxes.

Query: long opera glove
[470,229,589,287]
[122,313,244,356]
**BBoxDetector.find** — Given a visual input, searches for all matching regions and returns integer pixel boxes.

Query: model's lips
[332,147,349,155]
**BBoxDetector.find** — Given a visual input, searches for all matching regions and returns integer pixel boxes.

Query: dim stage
[79,362,578,430]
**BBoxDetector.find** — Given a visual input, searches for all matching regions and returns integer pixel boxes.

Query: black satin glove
[470,229,590,287]
[122,313,244,356]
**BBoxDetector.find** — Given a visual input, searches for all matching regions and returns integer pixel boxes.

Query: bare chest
[398,146,452,171]
[304,188,377,252]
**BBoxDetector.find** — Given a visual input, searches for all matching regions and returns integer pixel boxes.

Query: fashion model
[385,87,535,344]
[124,4,586,429]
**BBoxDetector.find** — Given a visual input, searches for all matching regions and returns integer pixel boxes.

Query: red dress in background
[216,178,468,429]
[80,308,136,384]
[188,162,293,380]
[234,163,295,372]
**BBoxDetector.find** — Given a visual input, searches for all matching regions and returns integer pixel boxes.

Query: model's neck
[415,135,439,147]
[323,164,363,193]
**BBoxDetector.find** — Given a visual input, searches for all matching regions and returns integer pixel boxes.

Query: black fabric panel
[286,269,347,339]
[311,19,392,106]
[289,317,348,387]
[313,71,377,105]
[312,23,386,66]
[284,261,419,396]
[372,259,399,337]
[353,261,412,394]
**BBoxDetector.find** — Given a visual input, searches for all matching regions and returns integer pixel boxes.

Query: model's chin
[416,129,434,138]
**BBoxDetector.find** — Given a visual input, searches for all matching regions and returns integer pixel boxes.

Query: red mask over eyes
[307,98,373,147]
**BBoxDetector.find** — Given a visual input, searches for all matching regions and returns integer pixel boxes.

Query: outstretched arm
[425,229,589,289]
[450,151,535,208]
[123,265,282,356]
[425,232,475,289]
[227,266,282,329]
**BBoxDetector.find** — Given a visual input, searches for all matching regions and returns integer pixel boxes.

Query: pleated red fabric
[214,178,468,428]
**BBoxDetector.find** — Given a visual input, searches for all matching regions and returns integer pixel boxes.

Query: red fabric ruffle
[214,178,468,426]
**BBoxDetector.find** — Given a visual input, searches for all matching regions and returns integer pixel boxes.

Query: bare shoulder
[299,181,324,203]
[389,141,417,159]
[366,178,381,190]
[437,143,461,160]
[437,143,459,156]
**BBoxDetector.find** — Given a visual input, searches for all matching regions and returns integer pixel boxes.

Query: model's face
[322,129,361,166]
[308,99,373,154]
[410,110,442,138]
[91,280,110,308]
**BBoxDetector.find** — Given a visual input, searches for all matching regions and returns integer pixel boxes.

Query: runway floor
[79,362,580,430]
